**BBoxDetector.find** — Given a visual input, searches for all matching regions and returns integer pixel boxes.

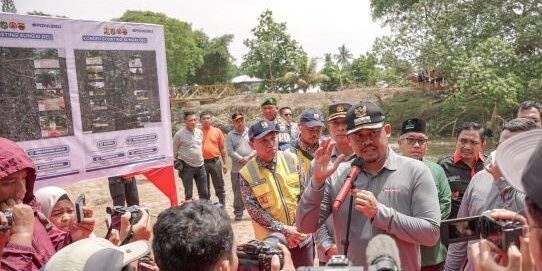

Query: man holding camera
[296,101,441,270]
[239,120,314,268]
[153,200,295,271]
[444,118,536,271]
[469,129,542,271]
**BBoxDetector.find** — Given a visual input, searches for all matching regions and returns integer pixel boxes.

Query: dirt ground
[64,169,256,244]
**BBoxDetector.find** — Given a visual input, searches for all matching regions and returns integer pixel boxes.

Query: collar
[452,150,486,164]
[233,127,247,135]
[256,155,277,171]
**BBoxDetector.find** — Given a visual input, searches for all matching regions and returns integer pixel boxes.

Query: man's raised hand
[312,138,345,188]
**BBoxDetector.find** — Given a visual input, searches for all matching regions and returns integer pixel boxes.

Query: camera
[0,211,13,232]
[237,232,286,271]
[441,211,523,250]
[106,205,144,225]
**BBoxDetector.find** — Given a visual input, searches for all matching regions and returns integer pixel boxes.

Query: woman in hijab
[35,186,77,232]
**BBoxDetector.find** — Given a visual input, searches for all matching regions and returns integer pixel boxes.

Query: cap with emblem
[261,96,277,106]
[401,118,427,135]
[248,120,279,140]
[495,129,542,210]
[328,103,352,121]
[300,108,325,127]
[345,101,385,135]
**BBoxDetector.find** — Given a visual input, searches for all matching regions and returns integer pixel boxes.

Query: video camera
[297,255,364,270]
[237,232,286,271]
[106,205,145,225]
[441,211,523,250]
[0,210,13,232]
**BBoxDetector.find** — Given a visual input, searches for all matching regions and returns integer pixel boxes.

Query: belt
[204,157,219,162]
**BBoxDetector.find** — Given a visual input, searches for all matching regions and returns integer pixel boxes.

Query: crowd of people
[0,97,540,271]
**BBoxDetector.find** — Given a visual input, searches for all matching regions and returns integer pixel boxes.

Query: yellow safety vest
[239,151,301,240]
[288,147,311,175]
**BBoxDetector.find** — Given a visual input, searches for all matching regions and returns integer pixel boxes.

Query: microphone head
[351,157,364,167]
[366,234,401,271]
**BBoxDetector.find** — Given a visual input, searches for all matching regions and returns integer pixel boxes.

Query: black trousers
[108,176,139,206]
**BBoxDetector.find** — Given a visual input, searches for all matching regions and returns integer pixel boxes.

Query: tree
[279,54,328,93]
[320,53,340,91]
[241,10,306,92]
[349,53,378,86]
[334,44,353,69]
[191,32,236,85]
[114,11,204,86]
[370,0,542,130]
[1,0,16,13]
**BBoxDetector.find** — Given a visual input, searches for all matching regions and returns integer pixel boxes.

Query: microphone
[332,157,363,211]
[366,234,401,271]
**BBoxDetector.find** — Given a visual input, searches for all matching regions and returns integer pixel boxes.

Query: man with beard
[286,108,325,174]
[438,122,487,219]
[296,101,440,270]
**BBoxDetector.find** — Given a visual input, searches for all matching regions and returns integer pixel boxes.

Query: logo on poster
[103,26,128,36]
[1,21,25,31]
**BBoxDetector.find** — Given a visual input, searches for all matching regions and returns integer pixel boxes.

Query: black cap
[231,112,243,120]
[300,108,325,127]
[328,103,352,121]
[248,120,279,140]
[401,118,427,135]
[346,101,385,135]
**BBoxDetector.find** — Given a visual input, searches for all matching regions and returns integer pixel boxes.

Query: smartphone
[440,215,481,245]
[75,194,86,223]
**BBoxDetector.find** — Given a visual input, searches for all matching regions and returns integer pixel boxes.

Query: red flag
[131,165,178,206]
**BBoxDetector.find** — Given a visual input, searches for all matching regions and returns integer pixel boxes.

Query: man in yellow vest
[285,108,325,174]
[239,120,314,268]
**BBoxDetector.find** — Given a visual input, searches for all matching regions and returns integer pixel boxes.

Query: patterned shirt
[239,153,305,235]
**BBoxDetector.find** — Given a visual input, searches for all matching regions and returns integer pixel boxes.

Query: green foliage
[191,32,236,84]
[320,53,340,92]
[114,10,204,86]
[348,53,378,86]
[370,0,542,117]
[1,0,16,13]
[241,10,306,92]
[334,44,353,69]
[278,54,329,93]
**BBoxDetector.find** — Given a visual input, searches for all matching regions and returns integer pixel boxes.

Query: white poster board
[0,13,173,189]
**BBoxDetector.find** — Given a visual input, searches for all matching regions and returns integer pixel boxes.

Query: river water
[389,137,495,162]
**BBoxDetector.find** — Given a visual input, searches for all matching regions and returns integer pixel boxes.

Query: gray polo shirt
[226,127,254,173]
[444,170,526,271]
[296,148,441,270]
[172,126,204,167]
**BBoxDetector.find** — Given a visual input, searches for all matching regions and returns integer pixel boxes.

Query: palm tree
[279,55,328,93]
[333,45,353,89]
[334,44,353,69]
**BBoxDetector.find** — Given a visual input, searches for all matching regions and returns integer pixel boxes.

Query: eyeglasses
[402,137,428,145]
[283,113,292,116]
[348,128,382,141]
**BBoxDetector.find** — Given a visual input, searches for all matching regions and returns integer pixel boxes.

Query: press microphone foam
[366,234,401,271]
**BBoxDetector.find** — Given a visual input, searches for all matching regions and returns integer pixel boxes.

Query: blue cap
[300,108,325,127]
[249,120,279,140]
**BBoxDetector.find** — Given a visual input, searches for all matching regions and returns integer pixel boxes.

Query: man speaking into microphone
[296,101,441,270]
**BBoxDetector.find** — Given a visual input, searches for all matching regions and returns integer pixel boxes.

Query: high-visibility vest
[239,151,301,240]
[287,147,312,175]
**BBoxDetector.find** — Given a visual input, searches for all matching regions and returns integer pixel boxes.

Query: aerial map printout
[0,13,173,188]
